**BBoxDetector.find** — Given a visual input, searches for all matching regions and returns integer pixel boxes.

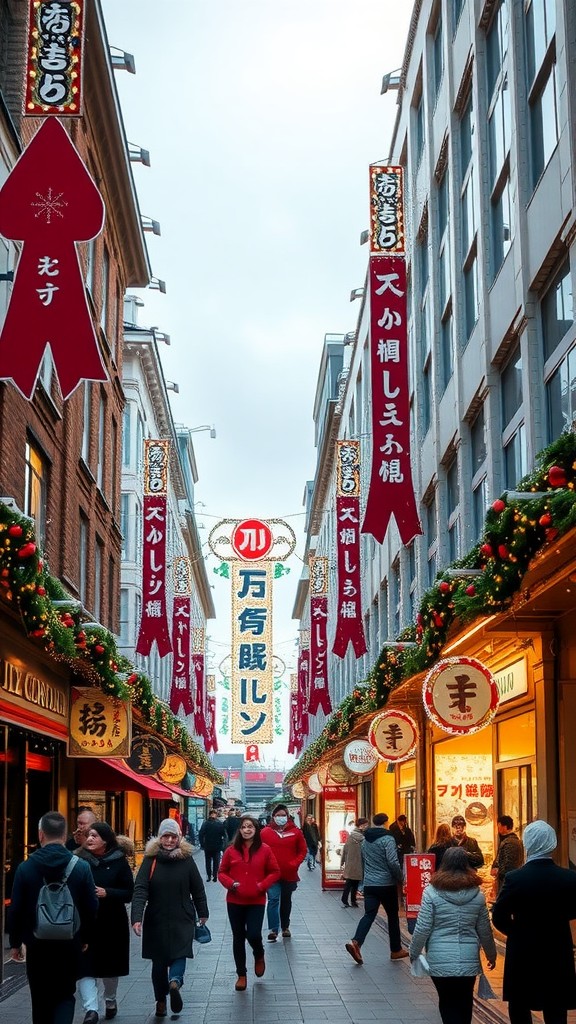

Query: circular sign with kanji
[158,753,187,786]
[328,760,358,785]
[343,739,379,775]
[125,735,166,775]
[423,656,500,735]
[306,772,323,794]
[291,780,309,799]
[192,776,214,798]
[368,710,419,763]
[231,519,273,560]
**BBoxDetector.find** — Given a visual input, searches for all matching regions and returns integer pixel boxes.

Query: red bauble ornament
[548,465,567,487]
[492,499,506,514]
[31,627,45,637]
[439,581,451,593]
[433,611,444,628]
[545,527,559,542]
[480,543,493,557]
[127,673,138,685]
[8,524,23,537]
[94,644,105,655]
[465,584,476,596]
[539,513,552,527]
[36,585,46,596]
[498,544,509,559]
[17,541,36,559]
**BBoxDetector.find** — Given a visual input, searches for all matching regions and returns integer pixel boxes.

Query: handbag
[195,922,212,944]
[410,954,430,978]
[477,971,497,999]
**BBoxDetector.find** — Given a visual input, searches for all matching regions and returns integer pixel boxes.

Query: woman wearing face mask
[261,806,307,941]
[218,815,280,990]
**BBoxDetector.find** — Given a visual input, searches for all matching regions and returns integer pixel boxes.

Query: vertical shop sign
[25,0,85,116]
[192,627,207,742]
[135,441,172,657]
[231,560,274,744]
[205,674,218,754]
[69,686,131,757]
[308,557,332,716]
[333,440,367,658]
[169,556,192,716]
[362,165,421,545]
[288,672,301,756]
[405,853,436,921]
[297,630,310,740]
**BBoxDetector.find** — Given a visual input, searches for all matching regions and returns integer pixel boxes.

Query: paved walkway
[0,851,556,1024]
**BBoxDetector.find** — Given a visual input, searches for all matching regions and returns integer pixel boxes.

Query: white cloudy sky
[101,0,413,762]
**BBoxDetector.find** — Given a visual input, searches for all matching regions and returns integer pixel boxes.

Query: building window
[432,16,443,101]
[501,346,523,424]
[440,309,454,391]
[438,170,451,318]
[546,345,576,441]
[525,0,558,186]
[542,259,574,362]
[391,561,401,637]
[100,245,110,334]
[110,417,118,511]
[94,537,103,621]
[120,493,130,559]
[501,346,526,486]
[24,440,48,549]
[81,383,91,465]
[464,250,479,339]
[38,349,54,394]
[119,588,129,644]
[472,475,487,540]
[471,404,487,474]
[85,238,96,295]
[486,2,512,278]
[447,457,460,561]
[422,356,432,436]
[79,512,88,605]
[108,556,115,630]
[503,424,527,488]
[97,392,106,491]
[426,492,438,586]
[407,543,417,622]
[460,89,478,342]
[452,0,464,34]
[414,89,425,168]
[122,405,131,467]
[136,412,144,472]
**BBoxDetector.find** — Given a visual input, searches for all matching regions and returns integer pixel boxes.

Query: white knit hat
[522,820,556,860]
[158,818,181,837]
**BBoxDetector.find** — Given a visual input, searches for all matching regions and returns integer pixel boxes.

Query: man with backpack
[8,810,99,1024]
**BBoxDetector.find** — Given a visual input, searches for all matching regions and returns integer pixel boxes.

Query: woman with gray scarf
[492,820,576,1024]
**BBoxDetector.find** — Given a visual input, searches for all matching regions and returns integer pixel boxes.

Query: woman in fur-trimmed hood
[131,819,209,1018]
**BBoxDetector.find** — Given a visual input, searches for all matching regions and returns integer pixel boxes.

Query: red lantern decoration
[480,543,493,557]
[17,541,36,559]
[498,544,509,559]
[548,465,567,488]
[465,584,476,596]
[94,644,105,655]
[439,581,451,593]
[539,513,552,527]
[545,527,559,542]
[8,524,23,537]
[492,499,506,514]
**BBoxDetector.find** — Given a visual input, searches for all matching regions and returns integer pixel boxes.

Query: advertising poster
[434,753,494,868]
[404,852,436,933]
[320,786,358,889]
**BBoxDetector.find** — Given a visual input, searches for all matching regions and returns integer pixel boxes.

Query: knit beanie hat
[158,818,181,837]
[522,820,556,861]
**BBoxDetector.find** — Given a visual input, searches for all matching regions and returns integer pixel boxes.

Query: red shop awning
[77,757,173,799]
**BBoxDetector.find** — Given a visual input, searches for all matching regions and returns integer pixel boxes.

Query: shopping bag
[477,971,497,999]
[410,954,430,977]
[195,923,212,944]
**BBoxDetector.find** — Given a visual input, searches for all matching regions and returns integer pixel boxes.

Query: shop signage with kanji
[423,656,499,734]
[343,738,379,774]
[231,560,273,744]
[68,686,131,757]
[308,556,332,716]
[126,734,166,775]
[405,853,436,918]
[333,440,367,659]
[368,709,419,762]
[25,0,85,116]
[135,440,172,658]
[158,753,187,786]
[169,556,192,715]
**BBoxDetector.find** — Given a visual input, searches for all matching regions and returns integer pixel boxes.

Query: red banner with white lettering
[298,643,310,740]
[333,441,367,658]
[192,650,206,740]
[205,695,218,753]
[169,596,193,715]
[135,494,172,657]
[362,255,421,545]
[308,595,332,716]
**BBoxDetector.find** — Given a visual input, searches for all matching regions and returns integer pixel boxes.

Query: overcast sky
[101,0,413,762]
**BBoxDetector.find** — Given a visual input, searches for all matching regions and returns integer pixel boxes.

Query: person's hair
[272,804,288,815]
[432,823,452,845]
[233,815,262,856]
[430,845,482,890]
[397,814,407,823]
[373,812,389,826]
[498,814,514,830]
[356,817,369,827]
[89,822,119,852]
[209,809,217,816]
[76,805,96,818]
[228,808,236,815]
[39,811,67,839]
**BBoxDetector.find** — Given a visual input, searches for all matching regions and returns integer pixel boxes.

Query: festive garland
[0,504,222,784]
[285,432,576,784]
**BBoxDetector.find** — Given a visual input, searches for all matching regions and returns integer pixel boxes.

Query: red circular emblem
[231,519,273,560]
[423,656,499,735]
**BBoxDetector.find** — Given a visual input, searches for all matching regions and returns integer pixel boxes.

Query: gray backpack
[34,855,81,941]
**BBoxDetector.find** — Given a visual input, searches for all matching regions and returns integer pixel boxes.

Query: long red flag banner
[135,441,172,658]
[308,557,332,717]
[333,440,367,658]
[362,165,421,546]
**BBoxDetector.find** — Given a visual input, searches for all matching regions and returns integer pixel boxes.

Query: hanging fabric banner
[231,560,274,744]
[169,556,192,716]
[362,165,421,546]
[192,628,206,742]
[25,1,85,116]
[333,440,367,658]
[288,672,301,756]
[298,631,310,740]
[135,441,172,658]
[205,674,218,754]
[308,557,332,717]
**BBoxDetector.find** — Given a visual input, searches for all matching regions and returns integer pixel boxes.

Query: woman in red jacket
[218,815,280,991]
[261,805,308,941]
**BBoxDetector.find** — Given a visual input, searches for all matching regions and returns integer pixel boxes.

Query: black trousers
[508,1001,568,1024]
[353,884,401,952]
[431,975,476,1024]
[204,848,221,879]
[26,941,78,1024]
[226,903,265,975]
[342,878,360,904]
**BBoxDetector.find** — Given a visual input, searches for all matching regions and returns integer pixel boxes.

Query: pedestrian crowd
[7,805,576,1024]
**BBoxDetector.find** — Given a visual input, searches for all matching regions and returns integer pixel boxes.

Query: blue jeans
[306,846,317,869]
[267,880,297,933]
[151,957,186,999]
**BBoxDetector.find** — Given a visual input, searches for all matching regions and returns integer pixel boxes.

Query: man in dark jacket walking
[224,808,241,846]
[8,810,98,1024]
[199,809,225,880]
[389,815,416,864]
[345,812,407,965]
[491,815,523,895]
[492,820,576,1024]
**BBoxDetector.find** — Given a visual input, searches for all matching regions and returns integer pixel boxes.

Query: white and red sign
[192,628,207,743]
[135,441,172,658]
[25,1,84,116]
[333,441,367,659]
[423,657,500,735]
[368,709,419,762]
[0,118,106,399]
[231,518,274,560]
[343,739,379,775]
[405,853,436,918]
[297,633,310,741]
[308,557,332,717]
[363,165,421,546]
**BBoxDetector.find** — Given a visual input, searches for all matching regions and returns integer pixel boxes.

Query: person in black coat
[224,808,242,846]
[199,810,225,880]
[131,818,208,1018]
[492,820,576,1024]
[76,823,135,1022]
[8,810,98,1024]
[389,815,416,864]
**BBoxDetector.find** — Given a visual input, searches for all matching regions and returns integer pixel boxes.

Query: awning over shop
[77,757,173,799]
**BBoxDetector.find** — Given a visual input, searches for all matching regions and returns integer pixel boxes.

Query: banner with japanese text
[25,1,85,116]
[135,440,172,657]
[205,674,218,754]
[363,165,421,546]
[288,671,301,755]
[231,560,274,744]
[169,554,192,715]
[192,628,207,743]
[298,631,310,740]
[333,440,367,658]
[68,686,131,757]
[308,557,332,717]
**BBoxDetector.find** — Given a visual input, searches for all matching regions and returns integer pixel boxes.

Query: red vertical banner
[288,672,298,755]
[136,441,172,657]
[169,598,192,714]
[205,674,218,754]
[362,166,421,546]
[192,628,206,741]
[308,557,332,717]
[333,441,367,658]
[298,633,310,740]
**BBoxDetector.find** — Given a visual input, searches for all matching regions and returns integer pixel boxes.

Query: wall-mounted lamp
[149,277,166,294]
[360,229,369,245]
[166,381,179,394]
[350,288,364,302]
[190,424,216,439]
[110,47,136,74]
[150,327,171,345]
[128,142,151,167]
[381,69,402,95]
[141,216,161,236]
